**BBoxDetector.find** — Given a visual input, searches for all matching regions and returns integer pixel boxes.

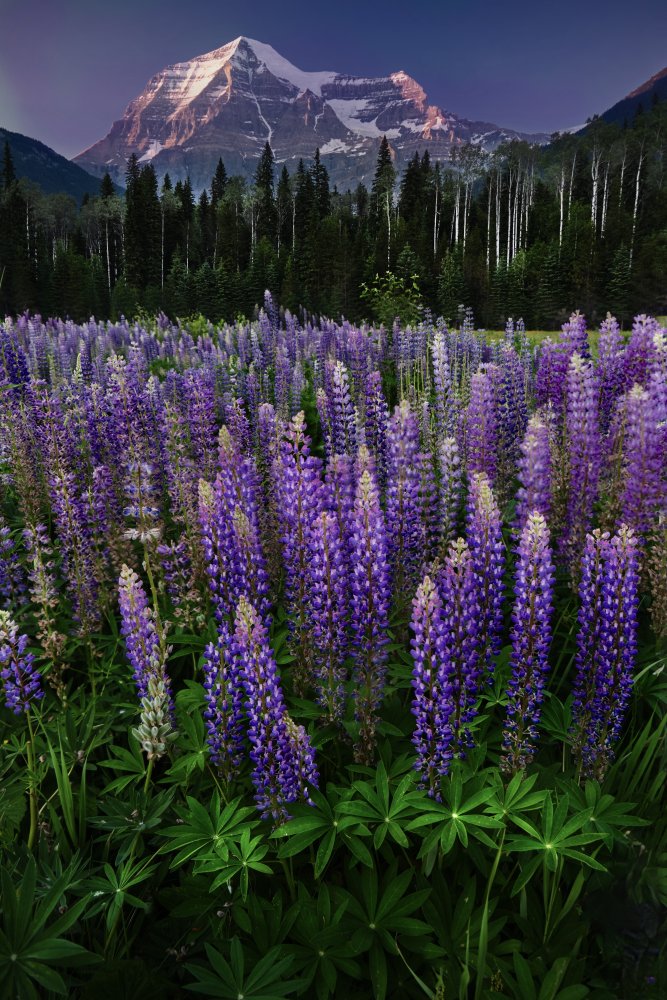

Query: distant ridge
[597,66,667,126]
[0,126,114,200]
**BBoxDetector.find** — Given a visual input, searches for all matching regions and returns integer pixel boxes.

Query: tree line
[1,99,666,328]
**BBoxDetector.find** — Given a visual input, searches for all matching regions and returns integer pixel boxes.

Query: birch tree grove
[0,99,666,328]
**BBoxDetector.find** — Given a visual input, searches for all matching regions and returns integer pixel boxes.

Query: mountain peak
[73,36,548,191]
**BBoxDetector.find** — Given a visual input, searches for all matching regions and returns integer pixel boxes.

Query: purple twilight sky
[1,0,665,159]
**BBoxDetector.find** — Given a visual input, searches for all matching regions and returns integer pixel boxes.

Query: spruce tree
[100,172,114,200]
[311,148,331,220]
[211,158,228,206]
[255,142,277,243]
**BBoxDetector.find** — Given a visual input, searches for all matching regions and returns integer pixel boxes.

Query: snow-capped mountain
[73,36,549,191]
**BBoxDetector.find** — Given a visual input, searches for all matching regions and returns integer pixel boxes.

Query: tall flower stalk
[466,473,505,675]
[233,597,318,822]
[571,526,639,779]
[501,513,555,774]
[350,468,391,763]
[562,354,601,568]
[118,565,176,768]
[410,575,451,797]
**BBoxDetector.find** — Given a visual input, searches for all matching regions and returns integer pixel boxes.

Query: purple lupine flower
[496,345,528,491]
[350,468,391,763]
[410,575,452,796]
[386,401,422,597]
[273,412,325,675]
[561,311,589,356]
[305,510,349,723]
[501,513,554,774]
[598,313,624,432]
[363,371,389,489]
[156,539,201,627]
[233,597,318,821]
[619,384,665,540]
[331,361,357,456]
[437,538,483,752]
[624,314,662,389]
[431,330,455,438]
[316,388,334,461]
[0,520,27,611]
[123,460,162,545]
[202,623,246,770]
[562,354,601,567]
[417,451,440,567]
[23,523,64,662]
[466,473,504,675]
[119,564,176,759]
[118,564,165,700]
[464,364,499,484]
[439,436,462,550]
[50,470,100,632]
[0,612,43,714]
[224,397,252,455]
[515,413,553,535]
[534,314,587,418]
[571,526,639,779]
[199,429,270,626]
[647,514,667,639]
[326,453,355,559]
[182,368,218,482]
[91,463,130,575]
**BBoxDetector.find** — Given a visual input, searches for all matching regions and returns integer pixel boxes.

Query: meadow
[0,301,665,999]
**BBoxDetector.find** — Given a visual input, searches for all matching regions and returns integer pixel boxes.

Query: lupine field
[0,299,665,999]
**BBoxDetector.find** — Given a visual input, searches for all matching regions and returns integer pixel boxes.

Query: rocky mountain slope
[73,36,548,191]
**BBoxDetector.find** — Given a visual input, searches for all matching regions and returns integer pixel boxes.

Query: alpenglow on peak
[74,35,548,191]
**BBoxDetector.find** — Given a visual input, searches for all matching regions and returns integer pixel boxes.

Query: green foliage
[360,271,423,327]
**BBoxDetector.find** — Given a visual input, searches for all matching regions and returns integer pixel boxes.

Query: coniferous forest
[1,101,666,328]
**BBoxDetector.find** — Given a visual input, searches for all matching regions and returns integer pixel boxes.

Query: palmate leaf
[0,858,100,999]
[407,770,503,857]
[336,761,425,849]
[160,793,258,867]
[195,828,272,900]
[270,785,373,876]
[185,939,300,998]
[506,793,608,892]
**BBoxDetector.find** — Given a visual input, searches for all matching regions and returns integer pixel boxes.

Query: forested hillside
[1,101,665,327]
